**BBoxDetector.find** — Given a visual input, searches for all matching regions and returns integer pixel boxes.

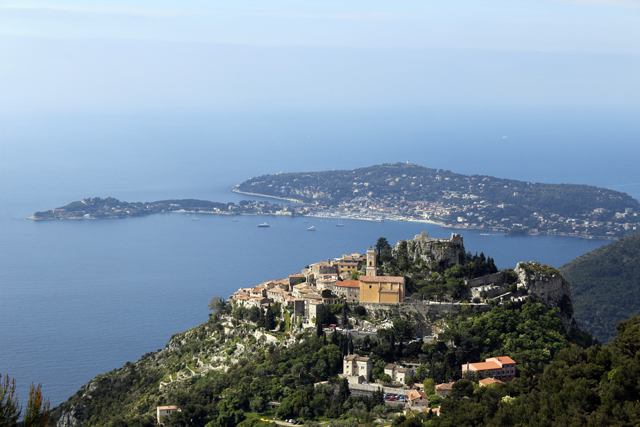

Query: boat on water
[232,214,238,222]
[336,220,344,227]
[307,225,316,231]
[258,223,270,228]
[303,220,309,223]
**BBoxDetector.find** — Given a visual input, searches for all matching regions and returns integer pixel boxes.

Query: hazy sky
[1,0,639,112]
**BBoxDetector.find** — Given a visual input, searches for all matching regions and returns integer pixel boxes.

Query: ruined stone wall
[465,272,505,288]
[397,231,466,269]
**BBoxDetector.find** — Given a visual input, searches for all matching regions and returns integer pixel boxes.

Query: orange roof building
[462,356,516,382]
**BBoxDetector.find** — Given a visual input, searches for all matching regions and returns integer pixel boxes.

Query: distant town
[235,163,640,240]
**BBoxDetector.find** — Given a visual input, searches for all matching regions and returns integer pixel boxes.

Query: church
[358,247,406,303]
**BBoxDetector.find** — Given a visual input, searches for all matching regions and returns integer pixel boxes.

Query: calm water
[1,107,638,406]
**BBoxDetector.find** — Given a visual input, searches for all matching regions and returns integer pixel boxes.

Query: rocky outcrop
[515,262,575,327]
[397,232,466,269]
[55,404,84,427]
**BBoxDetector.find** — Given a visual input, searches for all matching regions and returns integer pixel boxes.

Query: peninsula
[29,163,640,240]
[235,163,640,240]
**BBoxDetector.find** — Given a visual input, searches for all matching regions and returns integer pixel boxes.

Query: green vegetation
[1,374,51,427]
[426,316,640,426]
[31,197,284,220]
[375,233,497,302]
[51,297,588,427]
[560,232,640,343]
[47,232,623,427]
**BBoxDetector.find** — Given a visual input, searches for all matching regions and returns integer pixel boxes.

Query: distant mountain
[560,232,640,343]
[236,163,640,239]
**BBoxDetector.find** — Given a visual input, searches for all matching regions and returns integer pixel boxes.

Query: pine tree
[0,375,50,427]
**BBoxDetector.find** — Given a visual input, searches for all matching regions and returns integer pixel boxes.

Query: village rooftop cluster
[229,247,406,328]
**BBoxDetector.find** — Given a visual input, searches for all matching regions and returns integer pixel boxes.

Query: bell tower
[366,247,377,277]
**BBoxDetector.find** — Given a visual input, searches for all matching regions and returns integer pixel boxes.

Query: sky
[0,0,639,113]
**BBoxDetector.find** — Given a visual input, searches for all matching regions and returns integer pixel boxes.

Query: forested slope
[424,316,640,427]
[560,232,640,343]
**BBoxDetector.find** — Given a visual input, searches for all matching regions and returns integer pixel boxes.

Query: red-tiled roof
[359,276,405,284]
[468,361,501,371]
[435,382,455,391]
[479,378,504,387]
[336,280,360,288]
[406,390,429,401]
[487,356,516,365]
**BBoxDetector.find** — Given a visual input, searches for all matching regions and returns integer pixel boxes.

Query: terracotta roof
[406,390,429,401]
[157,406,178,410]
[385,364,397,370]
[435,382,455,391]
[311,261,331,267]
[289,273,304,278]
[336,280,360,288]
[359,276,405,284]
[486,356,516,366]
[479,378,504,387]
[468,361,501,371]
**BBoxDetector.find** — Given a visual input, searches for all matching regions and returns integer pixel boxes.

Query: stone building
[358,247,405,303]
[359,276,405,303]
[462,356,516,382]
[343,355,372,381]
[384,364,413,383]
[333,280,360,302]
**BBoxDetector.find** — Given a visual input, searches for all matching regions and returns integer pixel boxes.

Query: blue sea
[1,106,639,407]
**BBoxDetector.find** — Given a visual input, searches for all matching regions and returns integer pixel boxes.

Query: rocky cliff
[397,231,466,270]
[515,262,575,328]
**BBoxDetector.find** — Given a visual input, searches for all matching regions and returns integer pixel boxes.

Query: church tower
[366,247,377,277]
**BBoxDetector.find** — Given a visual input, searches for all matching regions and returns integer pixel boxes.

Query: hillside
[560,232,640,343]
[425,316,640,427]
[48,232,596,427]
[51,300,588,427]
[236,163,640,239]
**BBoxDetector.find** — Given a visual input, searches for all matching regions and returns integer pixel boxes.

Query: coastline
[231,188,303,204]
[25,193,621,241]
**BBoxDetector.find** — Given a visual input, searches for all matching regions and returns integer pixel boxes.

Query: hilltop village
[226,231,555,411]
[229,231,570,332]
[51,230,609,427]
[229,245,406,326]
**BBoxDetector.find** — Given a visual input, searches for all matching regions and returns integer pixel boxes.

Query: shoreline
[25,200,621,241]
[24,211,619,240]
[231,188,303,204]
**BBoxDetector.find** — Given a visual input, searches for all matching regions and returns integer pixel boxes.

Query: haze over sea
[1,106,639,407]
